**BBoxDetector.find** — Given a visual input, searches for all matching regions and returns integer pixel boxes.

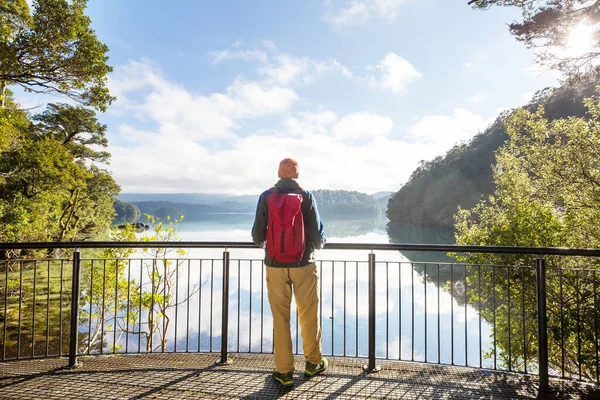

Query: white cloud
[262,40,278,53]
[108,59,298,142]
[323,0,412,28]
[209,48,269,65]
[463,50,488,70]
[469,92,488,104]
[210,42,352,87]
[261,54,352,86]
[108,58,487,195]
[332,112,394,140]
[368,52,421,95]
[283,110,338,137]
[406,108,489,152]
[324,1,369,28]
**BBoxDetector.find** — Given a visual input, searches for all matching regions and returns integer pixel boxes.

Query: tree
[454,90,600,380]
[469,0,600,81]
[386,84,597,230]
[33,103,110,163]
[0,135,88,244]
[79,225,136,354]
[134,215,199,352]
[113,200,141,224]
[0,128,118,248]
[0,0,114,110]
[80,215,200,353]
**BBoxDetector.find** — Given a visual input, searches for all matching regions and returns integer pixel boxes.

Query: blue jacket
[252,178,325,267]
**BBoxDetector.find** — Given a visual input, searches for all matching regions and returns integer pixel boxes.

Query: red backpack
[266,188,306,263]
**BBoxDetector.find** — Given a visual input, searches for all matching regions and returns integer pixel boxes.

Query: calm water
[113,214,495,368]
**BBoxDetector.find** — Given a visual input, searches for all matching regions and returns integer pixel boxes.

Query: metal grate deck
[0,353,597,399]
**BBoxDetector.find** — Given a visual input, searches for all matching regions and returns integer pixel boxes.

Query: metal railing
[2,241,600,395]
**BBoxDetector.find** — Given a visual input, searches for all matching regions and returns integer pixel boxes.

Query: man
[252,158,327,387]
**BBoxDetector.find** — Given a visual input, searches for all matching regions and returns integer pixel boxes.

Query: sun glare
[564,22,596,57]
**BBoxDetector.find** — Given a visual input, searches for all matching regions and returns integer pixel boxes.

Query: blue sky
[22,0,564,194]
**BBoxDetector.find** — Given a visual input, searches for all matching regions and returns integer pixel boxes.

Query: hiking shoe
[272,370,294,387]
[304,358,328,377]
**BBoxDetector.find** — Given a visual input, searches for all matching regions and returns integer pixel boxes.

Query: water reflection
[1,216,495,370]
[176,213,389,240]
[121,218,493,368]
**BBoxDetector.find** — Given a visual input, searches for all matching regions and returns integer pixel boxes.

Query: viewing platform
[1,241,600,399]
[1,353,597,399]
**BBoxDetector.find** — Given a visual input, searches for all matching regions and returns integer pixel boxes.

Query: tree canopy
[0,1,118,255]
[0,98,119,249]
[0,0,114,110]
[469,0,600,81]
[453,90,600,380]
[386,84,596,229]
[33,103,110,162]
[455,89,600,251]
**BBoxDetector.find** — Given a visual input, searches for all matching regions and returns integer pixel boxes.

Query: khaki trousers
[266,264,322,373]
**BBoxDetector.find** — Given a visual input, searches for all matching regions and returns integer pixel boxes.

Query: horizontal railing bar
[0,259,71,263]
[2,241,600,257]
[374,262,537,269]
[80,258,223,262]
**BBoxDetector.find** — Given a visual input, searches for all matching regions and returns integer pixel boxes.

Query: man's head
[278,158,299,179]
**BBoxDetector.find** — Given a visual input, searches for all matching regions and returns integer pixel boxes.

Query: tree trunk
[0,81,6,108]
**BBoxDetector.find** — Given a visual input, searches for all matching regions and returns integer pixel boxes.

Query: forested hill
[312,189,384,219]
[387,84,596,229]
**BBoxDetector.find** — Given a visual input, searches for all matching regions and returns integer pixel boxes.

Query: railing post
[536,257,549,394]
[363,252,380,373]
[216,249,232,365]
[68,249,81,368]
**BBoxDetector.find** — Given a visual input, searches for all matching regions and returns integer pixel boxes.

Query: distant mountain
[115,189,386,222]
[118,193,258,205]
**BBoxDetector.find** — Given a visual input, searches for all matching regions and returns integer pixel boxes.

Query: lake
[111,213,496,369]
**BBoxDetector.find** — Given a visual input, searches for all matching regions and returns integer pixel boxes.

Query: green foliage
[79,225,136,353]
[33,103,110,162]
[0,1,118,251]
[1,258,73,358]
[0,0,114,110]
[454,89,600,380]
[0,0,123,356]
[0,0,30,41]
[0,103,119,248]
[80,215,196,353]
[113,200,141,224]
[387,84,596,229]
